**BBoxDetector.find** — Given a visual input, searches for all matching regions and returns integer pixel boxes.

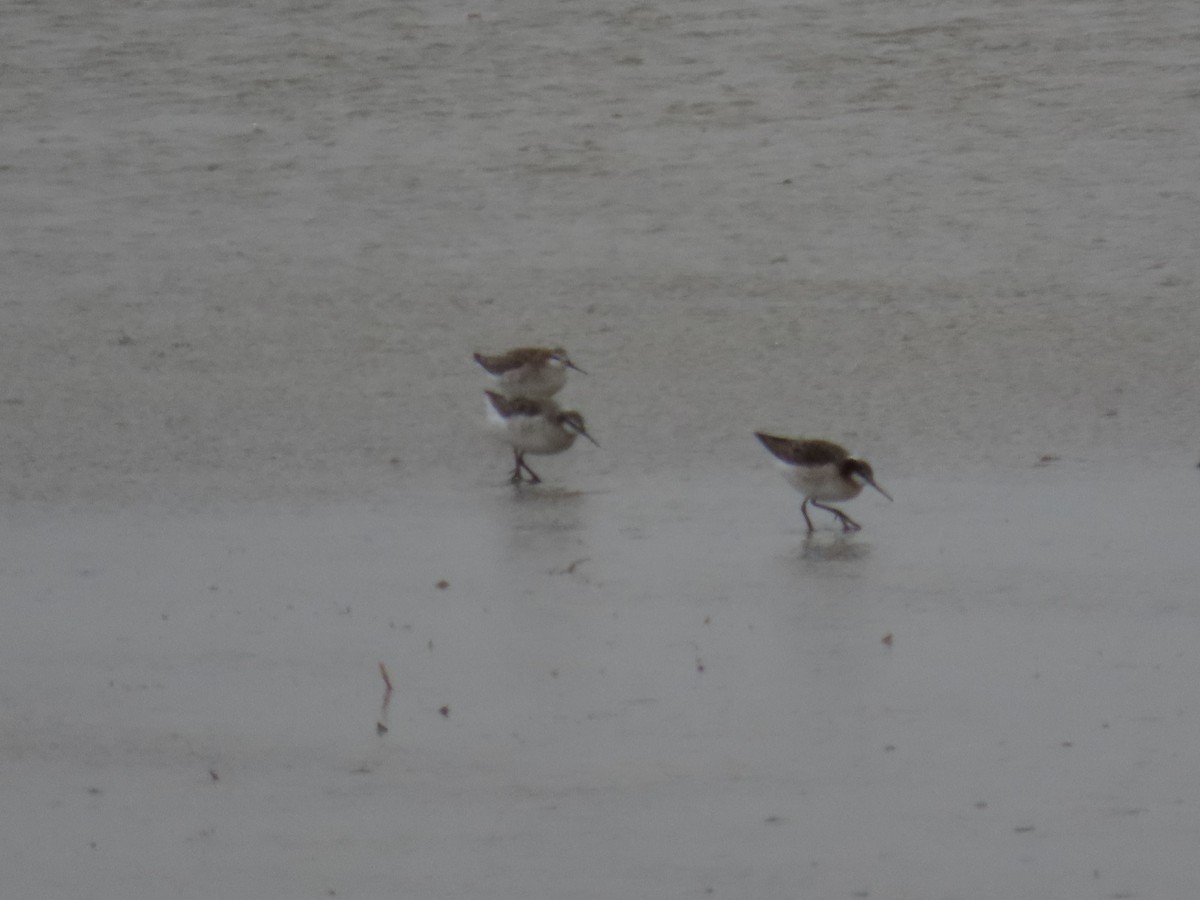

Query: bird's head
[549,348,586,375]
[845,459,892,501]
[559,410,599,446]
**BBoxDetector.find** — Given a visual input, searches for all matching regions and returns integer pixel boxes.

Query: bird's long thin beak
[866,478,893,502]
[578,428,599,447]
[566,360,587,375]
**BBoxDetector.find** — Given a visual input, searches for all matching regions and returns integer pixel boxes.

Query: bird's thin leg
[509,449,525,484]
[811,500,862,533]
[516,453,543,484]
[800,498,815,532]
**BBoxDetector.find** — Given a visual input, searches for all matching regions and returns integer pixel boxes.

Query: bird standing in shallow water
[473,347,585,399]
[755,433,892,532]
[486,391,598,484]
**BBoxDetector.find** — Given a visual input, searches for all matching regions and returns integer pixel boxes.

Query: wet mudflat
[3,0,1200,896]
[3,468,1198,899]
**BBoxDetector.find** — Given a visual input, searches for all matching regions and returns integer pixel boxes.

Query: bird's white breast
[776,460,862,502]
[487,401,575,455]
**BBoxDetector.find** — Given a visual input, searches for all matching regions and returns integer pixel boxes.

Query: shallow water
[3,468,1199,898]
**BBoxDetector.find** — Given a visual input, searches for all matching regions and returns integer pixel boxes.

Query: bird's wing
[473,348,545,374]
[485,391,545,418]
[755,433,848,466]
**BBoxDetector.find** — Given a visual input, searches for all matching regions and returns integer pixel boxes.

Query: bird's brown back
[485,391,549,418]
[754,433,850,466]
[473,347,555,375]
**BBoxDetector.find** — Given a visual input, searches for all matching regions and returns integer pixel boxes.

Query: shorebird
[473,346,585,399]
[754,433,892,532]
[485,390,598,484]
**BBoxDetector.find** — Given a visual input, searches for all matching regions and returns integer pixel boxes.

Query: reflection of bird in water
[473,347,585,399]
[755,433,891,532]
[485,391,598,484]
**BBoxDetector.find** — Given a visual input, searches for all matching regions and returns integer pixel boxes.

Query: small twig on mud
[550,557,591,576]
[377,663,394,735]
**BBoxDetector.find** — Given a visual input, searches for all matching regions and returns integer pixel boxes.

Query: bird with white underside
[473,346,585,399]
[485,391,598,484]
[755,432,892,532]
